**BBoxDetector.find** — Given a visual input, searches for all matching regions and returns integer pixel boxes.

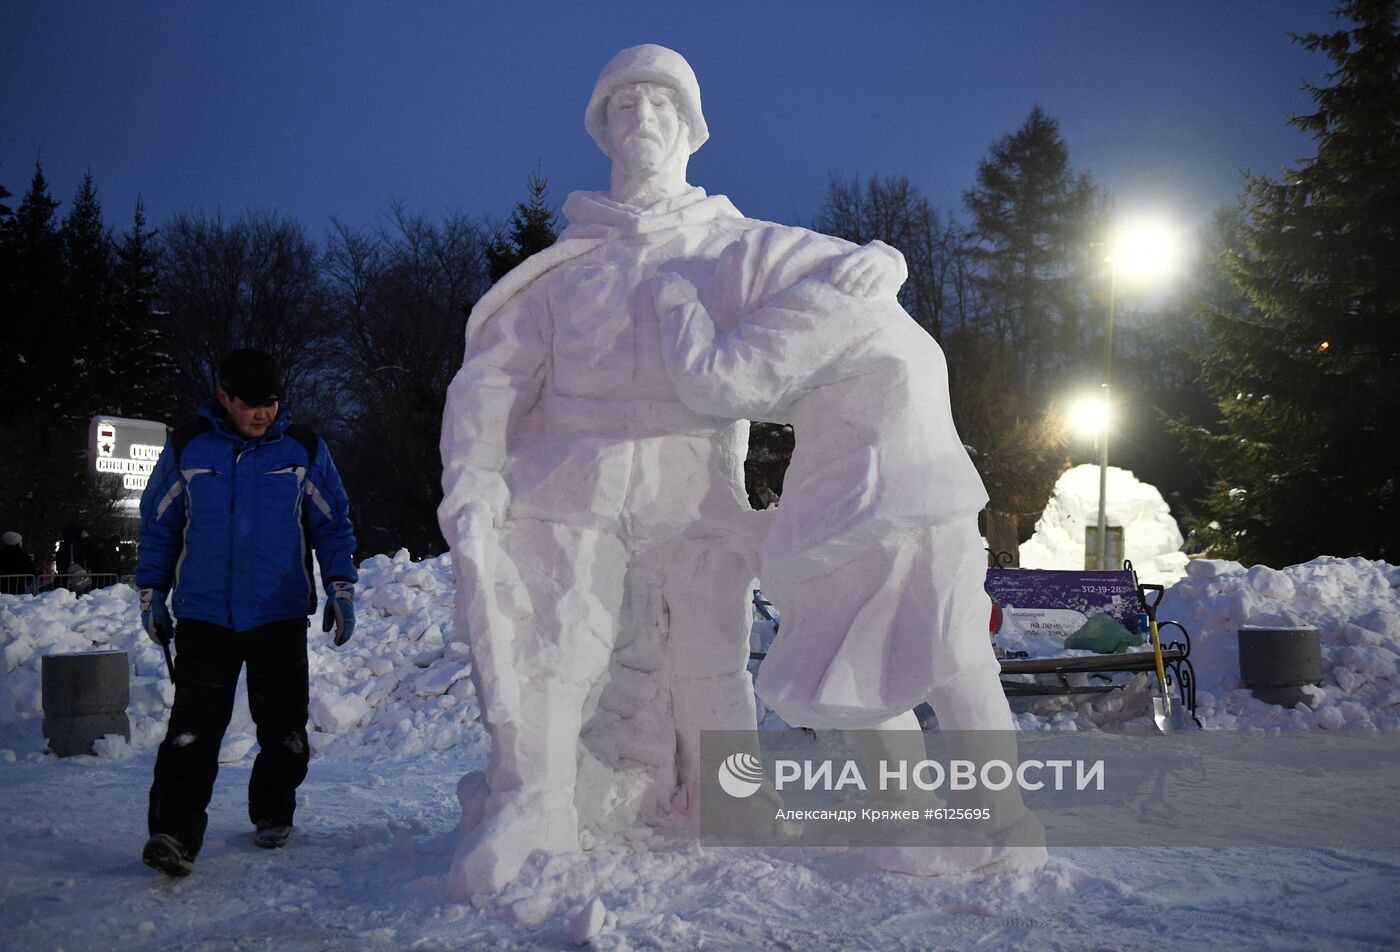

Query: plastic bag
[1063,612,1144,654]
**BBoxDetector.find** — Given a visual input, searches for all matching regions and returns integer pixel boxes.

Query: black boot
[254,823,292,849]
[142,833,194,876]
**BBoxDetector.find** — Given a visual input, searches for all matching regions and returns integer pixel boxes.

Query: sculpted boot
[864,678,1048,876]
[669,670,759,816]
[446,676,589,898]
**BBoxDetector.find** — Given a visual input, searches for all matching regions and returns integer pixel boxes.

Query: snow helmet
[585,44,708,156]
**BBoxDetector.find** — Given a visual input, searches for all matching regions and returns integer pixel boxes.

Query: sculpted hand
[140,588,173,646]
[454,505,494,557]
[321,579,356,647]
[438,468,509,542]
[650,270,701,317]
[830,240,906,298]
[457,503,534,621]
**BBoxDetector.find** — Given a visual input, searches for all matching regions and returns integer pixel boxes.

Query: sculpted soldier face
[604,82,687,176]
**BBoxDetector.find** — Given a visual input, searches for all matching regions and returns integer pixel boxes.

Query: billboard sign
[88,415,170,511]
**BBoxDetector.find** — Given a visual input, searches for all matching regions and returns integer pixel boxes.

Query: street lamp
[1092,217,1181,569]
[1068,392,1109,439]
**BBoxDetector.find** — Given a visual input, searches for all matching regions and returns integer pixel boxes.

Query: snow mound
[0,548,489,763]
[1020,464,1187,583]
[1161,556,1400,730]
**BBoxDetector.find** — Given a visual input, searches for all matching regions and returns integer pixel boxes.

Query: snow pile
[1161,556,1400,730]
[308,549,488,762]
[1020,463,1188,583]
[0,584,173,749]
[0,549,490,763]
[1014,555,1400,732]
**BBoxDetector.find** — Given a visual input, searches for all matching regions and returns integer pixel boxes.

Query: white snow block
[569,897,607,945]
[310,692,369,733]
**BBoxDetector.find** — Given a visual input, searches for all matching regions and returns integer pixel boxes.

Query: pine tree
[485,168,559,283]
[959,109,1101,561]
[8,163,61,257]
[964,107,1104,400]
[2,163,64,422]
[1184,0,1400,565]
[59,171,116,423]
[113,197,175,419]
[0,176,14,356]
[0,164,125,560]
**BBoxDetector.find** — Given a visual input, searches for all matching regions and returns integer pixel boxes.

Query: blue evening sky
[3,1,1340,239]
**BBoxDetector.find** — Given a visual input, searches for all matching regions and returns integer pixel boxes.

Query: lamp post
[1095,258,1117,570]
[1091,218,1181,570]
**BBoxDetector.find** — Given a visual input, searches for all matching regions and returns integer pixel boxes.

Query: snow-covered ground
[2,549,1399,950]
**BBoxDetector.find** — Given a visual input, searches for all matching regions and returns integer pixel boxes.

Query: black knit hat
[219,348,282,405]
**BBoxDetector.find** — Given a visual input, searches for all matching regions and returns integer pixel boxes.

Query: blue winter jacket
[136,399,358,632]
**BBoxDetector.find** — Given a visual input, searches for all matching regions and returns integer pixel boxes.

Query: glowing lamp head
[1111,218,1182,283]
[1069,393,1110,437]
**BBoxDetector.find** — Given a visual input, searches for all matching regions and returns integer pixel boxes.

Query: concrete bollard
[41,650,131,756]
[1237,626,1323,708]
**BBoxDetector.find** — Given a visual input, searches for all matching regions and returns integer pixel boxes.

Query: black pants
[148,618,310,856]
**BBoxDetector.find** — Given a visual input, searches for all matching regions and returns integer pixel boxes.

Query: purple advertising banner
[984,569,1142,624]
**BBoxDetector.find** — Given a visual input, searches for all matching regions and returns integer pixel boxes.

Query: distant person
[136,348,358,877]
[89,534,121,587]
[36,558,57,593]
[56,521,92,593]
[0,531,37,595]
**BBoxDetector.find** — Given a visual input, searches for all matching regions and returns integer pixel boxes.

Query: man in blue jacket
[136,348,358,877]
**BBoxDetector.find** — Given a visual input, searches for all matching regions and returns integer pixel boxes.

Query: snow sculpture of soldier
[437,44,898,896]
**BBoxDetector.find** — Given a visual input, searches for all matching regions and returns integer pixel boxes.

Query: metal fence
[0,573,127,596]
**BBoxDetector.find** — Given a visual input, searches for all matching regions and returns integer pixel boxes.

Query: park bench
[986,560,1198,721]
